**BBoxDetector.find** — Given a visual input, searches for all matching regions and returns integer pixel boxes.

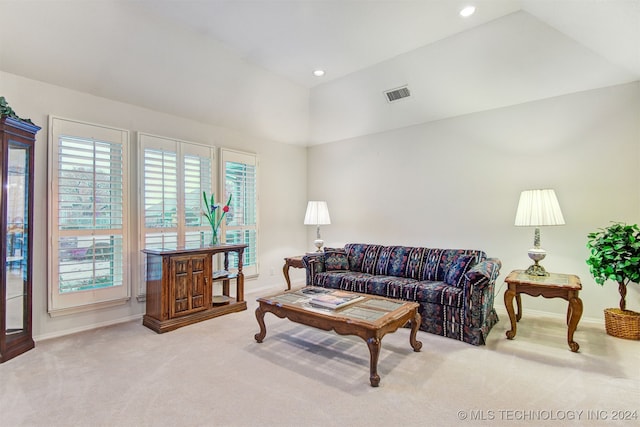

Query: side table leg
[515,293,523,321]
[567,296,583,352]
[366,337,381,387]
[254,305,267,343]
[282,261,292,291]
[409,309,423,352]
[504,288,517,340]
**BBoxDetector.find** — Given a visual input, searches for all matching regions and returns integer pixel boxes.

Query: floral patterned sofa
[302,243,501,345]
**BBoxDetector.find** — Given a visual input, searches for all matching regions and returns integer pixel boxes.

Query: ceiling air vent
[384,85,411,103]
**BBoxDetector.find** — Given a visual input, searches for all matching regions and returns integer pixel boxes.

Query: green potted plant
[586,222,640,340]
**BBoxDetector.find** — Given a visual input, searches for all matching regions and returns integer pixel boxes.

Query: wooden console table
[504,270,583,352]
[142,244,247,333]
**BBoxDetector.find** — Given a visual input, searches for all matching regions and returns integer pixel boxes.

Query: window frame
[47,116,130,316]
[137,133,217,298]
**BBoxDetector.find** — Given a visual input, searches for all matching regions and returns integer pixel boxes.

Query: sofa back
[344,243,486,282]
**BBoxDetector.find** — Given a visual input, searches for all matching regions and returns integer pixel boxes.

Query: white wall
[0,71,308,340]
[3,69,639,338]
[308,82,640,322]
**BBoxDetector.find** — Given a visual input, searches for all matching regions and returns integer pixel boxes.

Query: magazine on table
[309,290,364,310]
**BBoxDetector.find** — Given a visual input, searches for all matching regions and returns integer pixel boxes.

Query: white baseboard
[34,314,143,342]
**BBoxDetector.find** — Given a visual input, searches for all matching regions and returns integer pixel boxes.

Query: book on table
[309,290,364,310]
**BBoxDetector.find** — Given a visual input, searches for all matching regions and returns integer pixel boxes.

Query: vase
[211,226,220,246]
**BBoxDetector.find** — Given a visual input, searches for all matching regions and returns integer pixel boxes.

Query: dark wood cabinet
[142,244,247,333]
[0,116,40,363]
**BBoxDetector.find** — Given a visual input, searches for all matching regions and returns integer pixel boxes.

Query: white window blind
[142,145,178,249]
[221,149,258,276]
[48,117,130,315]
[183,153,213,247]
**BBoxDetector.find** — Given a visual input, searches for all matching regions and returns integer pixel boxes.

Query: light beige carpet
[1,289,638,427]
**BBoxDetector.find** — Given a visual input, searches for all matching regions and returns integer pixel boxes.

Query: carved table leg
[409,309,423,352]
[504,288,517,340]
[567,296,583,352]
[282,261,292,291]
[366,337,381,387]
[515,293,523,321]
[254,305,267,343]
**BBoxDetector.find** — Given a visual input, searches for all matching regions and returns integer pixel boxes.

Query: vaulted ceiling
[1,0,638,145]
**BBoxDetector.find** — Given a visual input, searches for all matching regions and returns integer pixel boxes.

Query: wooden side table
[504,270,583,352]
[282,256,305,290]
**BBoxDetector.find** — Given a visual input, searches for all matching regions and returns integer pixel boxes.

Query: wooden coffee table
[254,288,422,387]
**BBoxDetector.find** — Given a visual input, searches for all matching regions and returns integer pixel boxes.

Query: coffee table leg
[504,288,517,339]
[254,305,267,343]
[567,296,583,352]
[409,309,423,352]
[366,337,381,387]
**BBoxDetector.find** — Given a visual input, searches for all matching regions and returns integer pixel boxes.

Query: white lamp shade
[514,189,565,227]
[304,201,331,225]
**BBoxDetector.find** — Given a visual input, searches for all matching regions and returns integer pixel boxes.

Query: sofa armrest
[464,257,502,291]
[302,253,325,286]
[462,257,501,333]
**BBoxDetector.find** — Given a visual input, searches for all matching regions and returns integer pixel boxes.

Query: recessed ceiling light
[313,70,325,77]
[460,6,476,17]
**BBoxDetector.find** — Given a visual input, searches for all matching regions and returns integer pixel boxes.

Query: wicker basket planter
[604,308,640,340]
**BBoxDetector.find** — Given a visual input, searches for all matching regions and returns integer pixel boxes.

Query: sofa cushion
[361,245,383,274]
[415,281,464,308]
[421,249,444,281]
[404,247,428,280]
[445,255,476,288]
[421,249,486,282]
[345,244,369,272]
[324,247,349,271]
[375,246,410,277]
[313,271,463,308]
[314,271,353,289]
[313,271,419,296]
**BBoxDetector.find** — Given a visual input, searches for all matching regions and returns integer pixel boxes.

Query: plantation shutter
[183,147,214,248]
[143,145,178,249]
[221,148,258,276]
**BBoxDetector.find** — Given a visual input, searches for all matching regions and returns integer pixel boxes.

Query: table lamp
[304,201,331,252]
[514,189,565,276]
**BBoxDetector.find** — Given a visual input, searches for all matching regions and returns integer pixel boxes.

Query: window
[221,148,258,276]
[138,133,216,296]
[48,117,129,315]
[48,125,257,312]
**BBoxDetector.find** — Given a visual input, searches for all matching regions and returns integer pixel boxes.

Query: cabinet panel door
[191,256,205,309]
[170,257,190,316]
[169,254,209,318]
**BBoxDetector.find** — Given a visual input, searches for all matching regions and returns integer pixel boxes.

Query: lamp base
[313,239,324,252]
[525,246,548,276]
[525,261,549,276]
